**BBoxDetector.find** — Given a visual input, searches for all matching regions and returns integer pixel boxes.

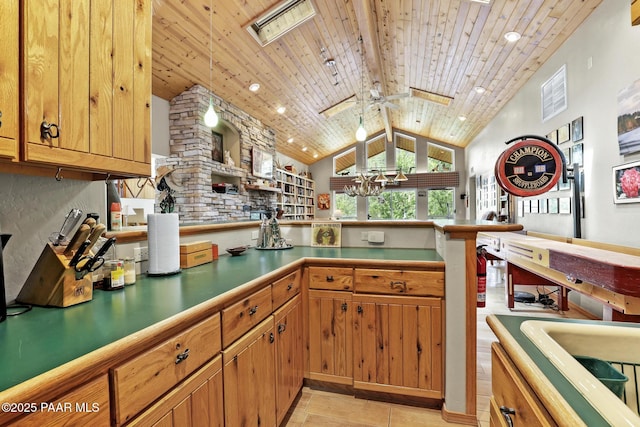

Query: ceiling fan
[320,82,408,118]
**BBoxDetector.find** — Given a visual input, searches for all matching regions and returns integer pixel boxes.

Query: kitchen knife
[62,224,91,256]
[83,223,106,255]
[50,208,83,246]
[68,240,91,267]
[82,217,97,229]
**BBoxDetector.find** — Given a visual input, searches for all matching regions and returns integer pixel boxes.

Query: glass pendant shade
[204,99,219,127]
[394,170,408,181]
[355,116,367,142]
[374,172,388,183]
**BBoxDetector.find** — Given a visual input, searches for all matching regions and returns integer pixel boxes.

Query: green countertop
[0,247,441,392]
[492,314,640,427]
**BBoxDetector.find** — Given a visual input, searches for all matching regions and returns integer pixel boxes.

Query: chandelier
[343,169,408,197]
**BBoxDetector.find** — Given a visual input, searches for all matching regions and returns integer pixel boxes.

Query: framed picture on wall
[311,223,342,247]
[546,130,558,144]
[212,131,223,163]
[548,198,559,213]
[251,147,273,179]
[613,160,640,204]
[572,143,584,167]
[572,116,584,141]
[539,198,548,214]
[559,197,571,214]
[558,123,570,144]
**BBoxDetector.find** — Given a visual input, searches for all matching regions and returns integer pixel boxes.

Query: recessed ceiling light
[313,153,318,158]
[287,137,294,143]
[474,86,486,94]
[504,31,521,42]
[277,106,286,114]
[458,115,467,121]
[249,83,261,92]
[302,146,308,152]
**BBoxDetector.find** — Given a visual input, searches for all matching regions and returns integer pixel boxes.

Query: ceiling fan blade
[383,102,400,110]
[319,95,358,118]
[370,88,380,98]
[385,92,409,100]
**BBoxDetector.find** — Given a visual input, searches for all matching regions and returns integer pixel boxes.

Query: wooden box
[17,243,93,307]
[180,241,213,268]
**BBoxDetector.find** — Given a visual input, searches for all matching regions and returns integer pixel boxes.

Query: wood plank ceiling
[152,0,602,165]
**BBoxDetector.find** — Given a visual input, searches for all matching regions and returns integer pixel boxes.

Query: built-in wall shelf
[275,168,315,220]
[245,184,281,193]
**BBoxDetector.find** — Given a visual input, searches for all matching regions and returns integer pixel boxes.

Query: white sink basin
[521,320,640,426]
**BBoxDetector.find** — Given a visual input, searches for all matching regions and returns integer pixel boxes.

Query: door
[353,294,443,398]
[308,289,353,384]
[0,0,18,161]
[223,316,276,427]
[274,295,304,425]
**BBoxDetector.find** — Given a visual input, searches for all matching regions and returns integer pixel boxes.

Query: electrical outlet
[251,230,259,240]
[134,246,149,262]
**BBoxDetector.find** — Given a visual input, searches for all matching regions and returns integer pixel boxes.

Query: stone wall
[156,85,277,223]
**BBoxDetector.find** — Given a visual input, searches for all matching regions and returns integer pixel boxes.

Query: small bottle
[123,258,136,285]
[110,202,122,231]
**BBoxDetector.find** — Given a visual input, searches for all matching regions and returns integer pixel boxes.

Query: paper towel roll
[147,213,181,276]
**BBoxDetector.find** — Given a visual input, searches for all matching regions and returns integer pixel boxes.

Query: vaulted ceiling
[151,0,602,165]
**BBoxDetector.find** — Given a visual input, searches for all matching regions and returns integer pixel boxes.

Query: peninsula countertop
[0,246,442,393]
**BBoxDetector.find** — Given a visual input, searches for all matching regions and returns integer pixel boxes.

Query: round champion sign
[495,139,563,196]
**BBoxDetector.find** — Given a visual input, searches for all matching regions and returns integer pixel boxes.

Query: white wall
[466,1,640,246]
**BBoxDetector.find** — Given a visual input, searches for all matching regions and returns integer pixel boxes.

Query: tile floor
[284,262,593,427]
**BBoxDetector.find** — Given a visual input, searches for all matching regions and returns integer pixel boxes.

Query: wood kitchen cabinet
[21,0,151,177]
[126,356,224,427]
[491,342,556,426]
[352,294,443,398]
[0,0,19,161]
[223,316,277,427]
[274,295,304,425]
[308,289,353,384]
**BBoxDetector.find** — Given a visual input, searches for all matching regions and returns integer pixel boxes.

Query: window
[368,190,416,220]
[334,192,357,219]
[428,143,454,172]
[427,189,454,219]
[395,134,416,174]
[334,148,356,176]
[366,135,386,170]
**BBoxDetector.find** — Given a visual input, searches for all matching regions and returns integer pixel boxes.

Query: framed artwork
[523,199,531,213]
[517,200,524,217]
[613,160,640,204]
[572,143,584,167]
[558,177,571,191]
[251,147,273,179]
[546,130,558,144]
[539,198,548,214]
[212,131,223,163]
[558,123,570,144]
[562,146,572,166]
[318,193,330,210]
[617,77,640,155]
[530,200,539,213]
[311,222,342,247]
[559,197,571,214]
[548,198,559,213]
[572,116,584,141]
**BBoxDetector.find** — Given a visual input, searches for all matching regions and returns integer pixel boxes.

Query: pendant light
[204,0,219,128]
[355,35,367,142]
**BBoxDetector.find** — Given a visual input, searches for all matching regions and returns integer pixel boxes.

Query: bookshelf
[275,168,315,220]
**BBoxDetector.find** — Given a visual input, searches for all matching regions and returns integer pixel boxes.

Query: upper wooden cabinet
[633,0,640,26]
[21,0,151,177]
[0,0,19,161]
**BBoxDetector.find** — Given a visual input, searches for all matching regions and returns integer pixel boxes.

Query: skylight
[247,0,316,47]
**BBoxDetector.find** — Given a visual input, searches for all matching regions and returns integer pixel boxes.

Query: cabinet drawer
[354,268,444,297]
[272,269,301,309]
[112,314,221,426]
[222,285,273,348]
[308,266,353,290]
[491,343,556,426]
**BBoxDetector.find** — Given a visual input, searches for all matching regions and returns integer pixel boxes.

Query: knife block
[17,243,93,307]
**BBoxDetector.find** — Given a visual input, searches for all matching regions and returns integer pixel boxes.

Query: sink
[521,320,640,426]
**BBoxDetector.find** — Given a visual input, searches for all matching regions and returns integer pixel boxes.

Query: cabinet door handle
[357,305,363,314]
[0,110,3,128]
[499,406,515,427]
[269,332,275,343]
[341,303,348,311]
[278,323,286,333]
[40,121,59,140]
[287,283,293,291]
[326,275,334,282]
[175,348,190,364]
[390,280,407,293]
[248,305,258,316]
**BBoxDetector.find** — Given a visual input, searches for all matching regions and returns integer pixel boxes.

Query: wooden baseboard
[441,402,478,425]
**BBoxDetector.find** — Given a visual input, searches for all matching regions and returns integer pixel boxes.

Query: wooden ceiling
[152,0,602,165]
